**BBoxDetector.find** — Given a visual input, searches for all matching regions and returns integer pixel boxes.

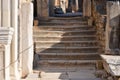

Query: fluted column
[1,0,11,80]
[11,0,20,79]
[0,27,14,80]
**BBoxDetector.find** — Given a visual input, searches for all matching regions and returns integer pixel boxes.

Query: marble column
[60,0,66,13]
[0,27,14,80]
[10,0,20,80]
[0,0,1,26]
[0,46,5,80]
[20,2,33,78]
[1,0,11,80]
[2,0,11,27]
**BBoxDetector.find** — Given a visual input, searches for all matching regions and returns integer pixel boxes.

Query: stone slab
[68,70,96,80]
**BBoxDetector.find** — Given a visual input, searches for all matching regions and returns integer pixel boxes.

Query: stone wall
[106,1,120,53]
[92,0,106,53]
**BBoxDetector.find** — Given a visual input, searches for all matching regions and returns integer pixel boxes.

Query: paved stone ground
[21,65,106,80]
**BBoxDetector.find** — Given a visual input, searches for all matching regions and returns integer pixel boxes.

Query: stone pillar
[75,0,79,11]
[60,0,66,13]
[83,0,91,16]
[1,0,11,27]
[10,0,20,79]
[36,0,49,17]
[1,0,11,80]
[0,27,14,80]
[0,0,1,26]
[0,46,5,80]
[20,2,34,77]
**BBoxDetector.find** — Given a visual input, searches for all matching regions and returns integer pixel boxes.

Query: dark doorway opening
[49,0,83,17]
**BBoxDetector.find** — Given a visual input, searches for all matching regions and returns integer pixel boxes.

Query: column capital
[0,27,14,45]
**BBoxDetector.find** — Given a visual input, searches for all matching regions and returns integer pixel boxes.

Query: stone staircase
[33,17,101,67]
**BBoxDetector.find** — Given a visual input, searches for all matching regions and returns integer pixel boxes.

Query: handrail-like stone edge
[101,55,120,76]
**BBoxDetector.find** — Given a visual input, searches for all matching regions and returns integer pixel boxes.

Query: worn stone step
[39,54,101,60]
[35,42,98,48]
[34,40,98,44]
[35,47,99,53]
[37,53,98,56]
[39,19,87,23]
[34,25,94,31]
[36,46,99,49]
[34,36,96,42]
[33,30,96,36]
[38,60,97,66]
[38,17,88,21]
[39,21,88,25]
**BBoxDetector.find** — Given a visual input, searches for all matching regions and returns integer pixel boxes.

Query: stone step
[38,60,97,66]
[34,40,98,44]
[33,30,96,36]
[35,47,99,53]
[38,17,88,21]
[35,42,98,48]
[39,19,87,23]
[33,30,96,33]
[38,54,101,60]
[34,25,94,31]
[37,52,98,56]
[34,36,96,42]
[36,46,99,49]
[39,21,88,25]
[33,34,96,38]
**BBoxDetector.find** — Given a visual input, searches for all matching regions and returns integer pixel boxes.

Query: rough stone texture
[92,1,106,53]
[101,55,120,76]
[83,0,91,17]
[36,0,49,17]
[20,2,34,77]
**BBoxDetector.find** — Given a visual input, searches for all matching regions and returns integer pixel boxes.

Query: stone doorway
[35,0,91,18]
[49,0,83,17]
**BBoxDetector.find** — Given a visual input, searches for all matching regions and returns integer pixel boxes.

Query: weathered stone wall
[107,2,120,51]
[92,0,106,53]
